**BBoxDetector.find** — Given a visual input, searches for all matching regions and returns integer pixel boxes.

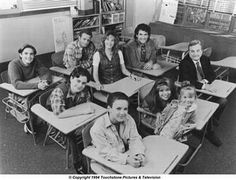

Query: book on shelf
[101,0,123,12]
[74,16,99,28]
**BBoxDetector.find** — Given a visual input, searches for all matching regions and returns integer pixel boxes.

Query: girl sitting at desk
[8,44,52,134]
[154,82,197,142]
[141,78,176,131]
[92,30,139,90]
[46,66,91,174]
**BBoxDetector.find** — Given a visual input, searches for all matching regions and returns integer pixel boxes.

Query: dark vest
[98,50,123,84]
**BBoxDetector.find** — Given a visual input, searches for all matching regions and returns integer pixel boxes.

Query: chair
[160,42,189,64]
[1,70,9,83]
[51,51,65,68]
[150,34,166,50]
[137,81,156,132]
[39,88,67,149]
[1,70,30,122]
[82,121,116,174]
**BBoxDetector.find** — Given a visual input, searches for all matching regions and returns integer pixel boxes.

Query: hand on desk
[143,62,153,70]
[38,80,49,90]
[95,82,104,91]
[152,63,161,70]
[204,84,217,93]
[127,154,145,168]
[130,74,141,81]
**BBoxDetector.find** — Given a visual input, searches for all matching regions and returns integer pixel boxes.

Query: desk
[128,61,178,78]
[197,79,236,98]
[159,42,188,63]
[88,77,153,97]
[211,56,236,69]
[211,57,236,81]
[50,66,72,76]
[31,102,106,168]
[0,75,62,145]
[83,135,188,174]
[195,99,219,130]
[0,76,62,97]
[31,103,106,135]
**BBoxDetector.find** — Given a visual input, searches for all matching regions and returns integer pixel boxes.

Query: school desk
[197,79,236,99]
[211,57,236,81]
[88,77,154,97]
[0,76,62,145]
[50,66,72,76]
[178,99,219,167]
[127,61,178,78]
[159,42,189,63]
[211,56,236,69]
[31,102,106,168]
[82,135,188,174]
[195,99,219,130]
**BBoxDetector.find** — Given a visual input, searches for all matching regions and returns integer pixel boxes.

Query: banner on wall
[52,16,73,52]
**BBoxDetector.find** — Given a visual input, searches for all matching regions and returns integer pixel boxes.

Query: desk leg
[27,97,37,145]
[66,137,70,169]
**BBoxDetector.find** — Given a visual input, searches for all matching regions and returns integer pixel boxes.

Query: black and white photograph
[1,0,236,178]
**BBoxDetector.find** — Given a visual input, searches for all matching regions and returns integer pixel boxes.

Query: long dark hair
[144,77,176,113]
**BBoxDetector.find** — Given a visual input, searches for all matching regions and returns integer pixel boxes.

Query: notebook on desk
[58,103,95,119]
[199,80,236,98]
[102,77,153,97]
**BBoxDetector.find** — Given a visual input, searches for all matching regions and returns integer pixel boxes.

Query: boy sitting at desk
[63,29,96,71]
[179,39,227,147]
[124,23,160,70]
[8,44,52,134]
[90,92,145,168]
[46,66,91,173]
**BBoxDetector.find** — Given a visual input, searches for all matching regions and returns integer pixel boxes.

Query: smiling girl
[93,30,138,90]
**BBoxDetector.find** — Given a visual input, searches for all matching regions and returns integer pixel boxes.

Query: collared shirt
[49,84,90,115]
[90,113,145,164]
[63,40,96,69]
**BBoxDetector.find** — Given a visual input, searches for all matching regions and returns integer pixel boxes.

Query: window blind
[21,0,76,11]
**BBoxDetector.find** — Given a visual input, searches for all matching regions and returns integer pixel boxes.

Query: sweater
[8,58,52,89]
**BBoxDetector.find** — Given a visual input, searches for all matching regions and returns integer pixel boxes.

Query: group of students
[6,23,227,173]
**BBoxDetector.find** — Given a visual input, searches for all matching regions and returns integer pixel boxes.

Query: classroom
[1,0,236,176]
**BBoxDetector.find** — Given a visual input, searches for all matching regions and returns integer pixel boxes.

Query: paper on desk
[58,103,95,119]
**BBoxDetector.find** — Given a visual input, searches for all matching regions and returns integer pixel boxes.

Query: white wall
[0,11,70,63]
[126,0,157,30]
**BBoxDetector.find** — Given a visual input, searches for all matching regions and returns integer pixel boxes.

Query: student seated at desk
[8,44,52,134]
[63,29,96,70]
[93,30,139,90]
[154,82,197,142]
[46,66,91,173]
[90,92,145,168]
[124,23,160,70]
[141,77,177,131]
[179,40,226,147]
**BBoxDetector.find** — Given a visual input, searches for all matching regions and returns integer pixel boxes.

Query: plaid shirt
[63,40,96,69]
[49,85,91,116]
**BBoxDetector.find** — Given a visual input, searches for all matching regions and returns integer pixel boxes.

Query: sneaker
[74,162,84,174]
[206,131,222,147]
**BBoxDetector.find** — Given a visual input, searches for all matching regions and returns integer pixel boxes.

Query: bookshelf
[72,0,126,40]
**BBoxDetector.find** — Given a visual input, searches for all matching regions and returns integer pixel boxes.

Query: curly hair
[133,23,151,41]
